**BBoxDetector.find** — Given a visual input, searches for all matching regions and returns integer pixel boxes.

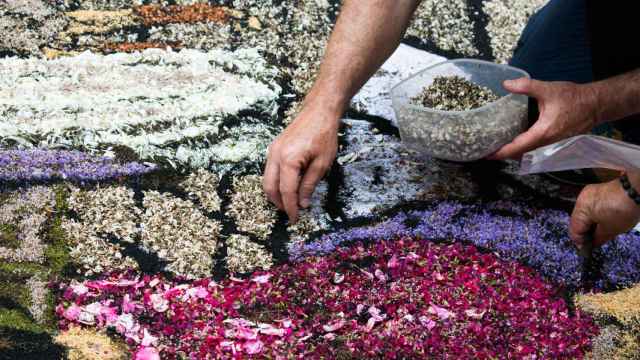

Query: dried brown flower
[134,4,228,26]
[102,41,182,54]
[225,234,273,274]
[227,175,277,240]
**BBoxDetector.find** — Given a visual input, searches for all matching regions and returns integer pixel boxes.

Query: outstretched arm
[264,0,420,222]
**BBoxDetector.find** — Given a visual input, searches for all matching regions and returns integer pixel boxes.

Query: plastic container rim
[391,58,531,116]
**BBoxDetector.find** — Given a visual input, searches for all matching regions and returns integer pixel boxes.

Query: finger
[279,161,302,223]
[485,151,498,160]
[298,159,327,209]
[593,224,617,247]
[569,199,596,249]
[491,123,547,160]
[503,77,547,98]
[263,154,284,210]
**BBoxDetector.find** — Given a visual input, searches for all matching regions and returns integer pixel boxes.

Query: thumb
[570,188,597,249]
[570,205,595,250]
[503,77,546,98]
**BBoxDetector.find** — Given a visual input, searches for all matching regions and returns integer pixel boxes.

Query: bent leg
[509,0,592,84]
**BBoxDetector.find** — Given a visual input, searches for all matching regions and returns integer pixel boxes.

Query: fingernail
[300,198,310,208]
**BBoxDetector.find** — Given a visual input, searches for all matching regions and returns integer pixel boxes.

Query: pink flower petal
[225,326,258,340]
[150,293,168,313]
[374,269,387,282]
[258,323,286,337]
[428,305,454,321]
[419,316,436,330]
[243,340,264,355]
[387,255,400,268]
[134,346,160,360]
[251,274,272,284]
[122,294,137,313]
[322,319,345,333]
[115,313,136,334]
[141,329,158,347]
[63,304,81,321]
[323,333,336,340]
[365,317,378,332]
[195,286,209,298]
[465,309,486,320]
[70,282,89,296]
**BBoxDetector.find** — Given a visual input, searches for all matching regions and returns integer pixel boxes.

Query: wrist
[581,82,605,126]
[300,88,348,128]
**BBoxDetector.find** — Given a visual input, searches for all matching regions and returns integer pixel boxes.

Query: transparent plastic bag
[519,135,640,175]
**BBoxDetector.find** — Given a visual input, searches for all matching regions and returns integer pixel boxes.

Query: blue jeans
[509,0,640,144]
[510,0,593,84]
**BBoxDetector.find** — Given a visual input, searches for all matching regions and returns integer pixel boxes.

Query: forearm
[589,68,640,124]
[304,0,419,120]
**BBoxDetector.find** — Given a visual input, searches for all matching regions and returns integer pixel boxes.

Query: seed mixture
[411,75,499,111]
[400,75,526,161]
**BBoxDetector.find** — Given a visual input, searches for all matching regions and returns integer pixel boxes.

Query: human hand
[570,176,640,249]
[490,77,600,160]
[263,104,339,223]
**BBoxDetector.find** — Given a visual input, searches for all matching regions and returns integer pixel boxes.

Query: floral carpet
[1,0,639,359]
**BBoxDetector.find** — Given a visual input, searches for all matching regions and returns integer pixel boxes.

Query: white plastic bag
[519,135,640,175]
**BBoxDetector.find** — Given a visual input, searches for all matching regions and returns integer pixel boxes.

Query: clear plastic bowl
[391,59,530,162]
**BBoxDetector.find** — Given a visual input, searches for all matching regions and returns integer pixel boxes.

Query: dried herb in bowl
[411,75,499,111]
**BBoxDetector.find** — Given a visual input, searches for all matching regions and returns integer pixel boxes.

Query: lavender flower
[599,233,640,288]
[291,201,640,289]
[0,149,155,184]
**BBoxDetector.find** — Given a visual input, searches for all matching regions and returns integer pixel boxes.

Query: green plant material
[0,309,45,333]
[0,325,65,360]
[0,270,31,312]
[0,262,44,277]
[0,224,20,249]
[45,188,72,276]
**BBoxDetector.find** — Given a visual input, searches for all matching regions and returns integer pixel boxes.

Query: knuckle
[279,187,297,196]
[300,182,316,192]
[283,158,304,171]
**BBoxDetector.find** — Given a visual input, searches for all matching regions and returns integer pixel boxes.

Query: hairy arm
[591,68,640,124]
[264,0,419,222]
[307,0,421,117]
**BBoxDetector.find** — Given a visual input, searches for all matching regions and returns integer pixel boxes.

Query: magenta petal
[134,347,160,360]
[243,340,264,355]
[322,319,345,333]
